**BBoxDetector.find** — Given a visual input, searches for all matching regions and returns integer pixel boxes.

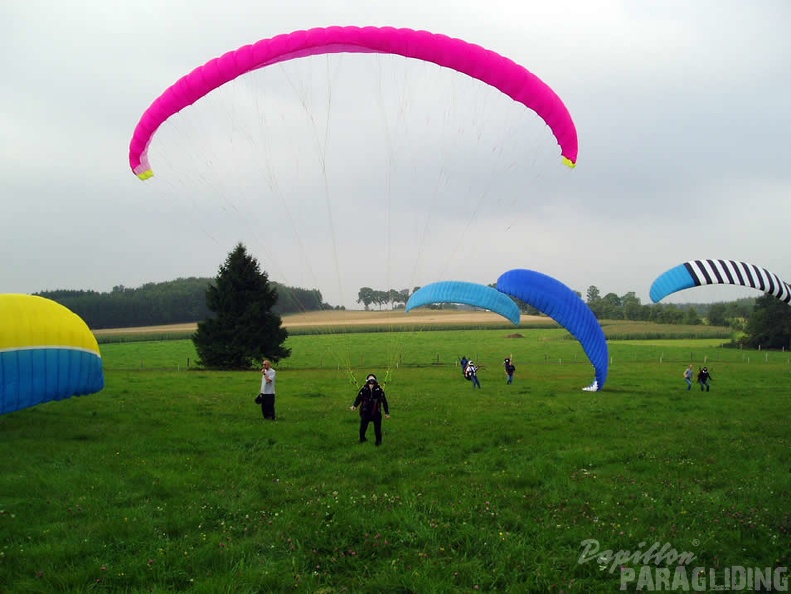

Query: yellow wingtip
[137,170,154,181]
[562,157,576,169]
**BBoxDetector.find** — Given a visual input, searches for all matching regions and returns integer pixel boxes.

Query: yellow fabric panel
[0,294,101,355]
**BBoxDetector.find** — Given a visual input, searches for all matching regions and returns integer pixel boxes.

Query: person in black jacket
[697,367,713,392]
[504,356,516,385]
[459,356,469,379]
[350,374,390,446]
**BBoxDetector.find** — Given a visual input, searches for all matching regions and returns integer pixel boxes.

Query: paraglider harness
[355,383,387,418]
[464,362,481,381]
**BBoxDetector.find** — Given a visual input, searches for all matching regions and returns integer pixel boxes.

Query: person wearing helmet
[465,360,481,388]
[350,374,390,445]
[459,356,469,379]
[697,366,713,392]
[504,356,516,385]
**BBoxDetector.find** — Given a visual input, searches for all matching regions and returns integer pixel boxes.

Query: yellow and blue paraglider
[0,294,105,415]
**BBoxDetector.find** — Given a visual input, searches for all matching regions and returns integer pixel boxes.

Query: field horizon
[91,308,555,337]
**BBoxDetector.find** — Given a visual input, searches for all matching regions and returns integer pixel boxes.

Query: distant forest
[36,278,333,330]
[34,277,758,331]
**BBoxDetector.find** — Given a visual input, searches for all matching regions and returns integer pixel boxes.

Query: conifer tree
[193,243,290,369]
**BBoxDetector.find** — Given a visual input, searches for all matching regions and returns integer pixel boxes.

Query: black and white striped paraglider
[650,259,791,305]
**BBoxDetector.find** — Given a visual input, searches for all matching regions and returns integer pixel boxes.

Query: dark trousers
[261,393,276,419]
[359,414,382,444]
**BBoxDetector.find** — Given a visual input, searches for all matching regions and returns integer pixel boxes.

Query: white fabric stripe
[710,259,728,283]
[766,271,785,299]
[737,263,749,285]
[689,259,791,302]
[730,260,748,286]
[772,275,782,297]
[764,270,780,296]
[754,265,770,292]
[780,278,791,301]
[688,260,708,285]
[770,275,783,298]
[698,260,718,286]
[755,265,771,291]
[740,262,758,288]
[722,260,740,285]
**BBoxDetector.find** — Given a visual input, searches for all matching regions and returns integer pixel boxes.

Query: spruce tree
[193,243,291,369]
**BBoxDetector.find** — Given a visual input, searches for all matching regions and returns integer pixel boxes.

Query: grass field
[1,321,789,592]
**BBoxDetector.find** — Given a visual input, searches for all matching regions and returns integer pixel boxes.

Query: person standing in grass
[350,374,390,446]
[459,356,469,380]
[504,355,516,385]
[259,359,276,420]
[465,360,482,388]
[697,366,712,392]
[684,364,694,391]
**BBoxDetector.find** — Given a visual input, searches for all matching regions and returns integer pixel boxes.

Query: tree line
[356,287,413,310]
[582,286,755,329]
[356,283,791,350]
[34,271,791,351]
[36,278,333,330]
[357,284,755,329]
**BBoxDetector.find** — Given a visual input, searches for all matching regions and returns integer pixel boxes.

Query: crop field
[1,319,789,592]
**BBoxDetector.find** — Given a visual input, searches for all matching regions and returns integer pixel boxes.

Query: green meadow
[1,327,789,592]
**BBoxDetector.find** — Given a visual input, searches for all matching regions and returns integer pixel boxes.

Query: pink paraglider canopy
[129,26,578,179]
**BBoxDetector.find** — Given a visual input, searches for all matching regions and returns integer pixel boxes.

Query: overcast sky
[3,1,790,308]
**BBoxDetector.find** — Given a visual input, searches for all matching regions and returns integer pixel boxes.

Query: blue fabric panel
[649,264,695,303]
[406,281,520,325]
[497,269,608,390]
[0,348,104,415]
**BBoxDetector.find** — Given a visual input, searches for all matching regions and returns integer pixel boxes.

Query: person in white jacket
[259,360,276,420]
